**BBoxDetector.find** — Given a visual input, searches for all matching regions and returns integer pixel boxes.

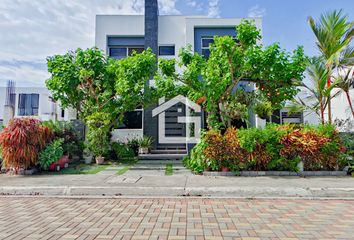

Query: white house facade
[95,2,262,150]
[0,85,72,126]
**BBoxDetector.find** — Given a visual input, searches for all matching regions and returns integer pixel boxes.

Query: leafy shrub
[138,136,154,148]
[42,120,83,158]
[280,125,342,170]
[127,138,139,156]
[183,136,210,173]
[186,123,345,172]
[86,113,110,158]
[0,118,53,170]
[224,128,249,170]
[112,142,135,159]
[203,129,227,167]
[39,138,64,170]
[254,101,273,119]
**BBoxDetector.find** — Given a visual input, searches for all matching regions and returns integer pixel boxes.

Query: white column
[3,105,14,126]
[66,107,77,120]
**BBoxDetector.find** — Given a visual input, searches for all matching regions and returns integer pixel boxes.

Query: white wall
[185,17,262,48]
[95,15,145,52]
[0,88,6,122]
[0,86,71,122]
[330,88,354,121]
[111,129,143,142]
[95,15,258,60]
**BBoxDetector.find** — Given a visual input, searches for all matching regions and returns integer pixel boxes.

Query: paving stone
[1,197,352,240]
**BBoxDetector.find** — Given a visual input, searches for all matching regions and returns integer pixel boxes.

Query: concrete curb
[2,185,354,199]
[203,171,348,177]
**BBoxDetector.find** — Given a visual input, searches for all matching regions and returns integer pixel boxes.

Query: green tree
[335,67,354,117]
[46,47,116,119]
[290,57,331,124]
[308,10,354,123]
[46,47,156,125]
[155,20,307,129]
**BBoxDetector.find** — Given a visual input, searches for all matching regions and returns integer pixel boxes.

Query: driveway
[0,197,353,240]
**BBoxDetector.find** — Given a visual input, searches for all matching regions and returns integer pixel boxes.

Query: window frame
[108,46,145,59]
[158,45,176,56]
[201,37,214,58]
[18,93,39,116]
[200,36,239,58]
[116,108,144,130]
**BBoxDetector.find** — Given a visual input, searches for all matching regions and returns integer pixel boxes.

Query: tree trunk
[345,90,354,118]
[327,73,332,124]
[320,99,325,124]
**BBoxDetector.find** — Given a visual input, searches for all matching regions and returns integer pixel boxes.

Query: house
[152,95,202,144]
[95,0,262,151]
[0,82,74,126]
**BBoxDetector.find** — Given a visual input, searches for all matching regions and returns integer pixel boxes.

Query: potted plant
[83,147,93,164]
[254,101,273,120]
[86,112,110,165]
[87,128,109,164]
[127,138,140,156]
[138,136,153,154]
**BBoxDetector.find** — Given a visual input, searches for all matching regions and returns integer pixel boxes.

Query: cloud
[186,0,204,12]
[158,0,180,14]
[0,62,50,87]
[208,0,220,18]
[0,0,180,86]
[248,5,266,18]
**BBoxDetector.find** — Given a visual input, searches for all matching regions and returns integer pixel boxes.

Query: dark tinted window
[117,110,143,129]
[159,46,175,56]
[18,94,39,116]
[202,49,210,58]
[202,38,214,48]
[109,48,127,59]
[128,47,144,56]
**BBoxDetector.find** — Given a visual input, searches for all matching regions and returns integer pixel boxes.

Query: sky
[0,0,353,87]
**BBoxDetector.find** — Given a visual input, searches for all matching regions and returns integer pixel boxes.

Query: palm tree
[335,67,354,117]
[308,10,354,123]
[290,57,339,124]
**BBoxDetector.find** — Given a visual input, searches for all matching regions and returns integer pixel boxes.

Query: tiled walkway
[0,197,353,240]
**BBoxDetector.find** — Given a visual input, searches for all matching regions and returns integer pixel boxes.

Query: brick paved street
[0,197,353,240]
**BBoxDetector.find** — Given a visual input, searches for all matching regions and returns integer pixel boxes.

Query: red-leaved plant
[0,118,53,171]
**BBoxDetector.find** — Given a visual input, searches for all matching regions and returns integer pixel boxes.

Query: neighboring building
[95,0,262,150]
[0,86,71,125]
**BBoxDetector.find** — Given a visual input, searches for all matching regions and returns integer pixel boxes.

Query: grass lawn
[116,157,138,175]
[43,163,109,175]
[116,166,131,175]
[165,163,173,176]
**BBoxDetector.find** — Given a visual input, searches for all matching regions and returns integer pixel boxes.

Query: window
[201,37,214,58]
[201,37,238,59]
[18,94,39,116]
[281,111,303,124]
[128,47,144,56]
[109,48,127,59]
[117,108,143,129]
[109,46,144,59]
[61,109,65,118]
[159,46,175,56]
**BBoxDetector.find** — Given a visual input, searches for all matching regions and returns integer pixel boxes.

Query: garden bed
[203,170,348,177]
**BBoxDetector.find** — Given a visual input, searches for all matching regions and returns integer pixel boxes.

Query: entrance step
[150,149,187,154]
[138,153,187,160]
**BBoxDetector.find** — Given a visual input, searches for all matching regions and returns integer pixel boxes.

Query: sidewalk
[2,197,353,240]
[0,160,354,198]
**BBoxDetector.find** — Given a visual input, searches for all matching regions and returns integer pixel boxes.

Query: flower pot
[139,147,149,155]
[297,161,304,172]
[96,156,105,165]
[221,166,230,172]
[84,154,93,164]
